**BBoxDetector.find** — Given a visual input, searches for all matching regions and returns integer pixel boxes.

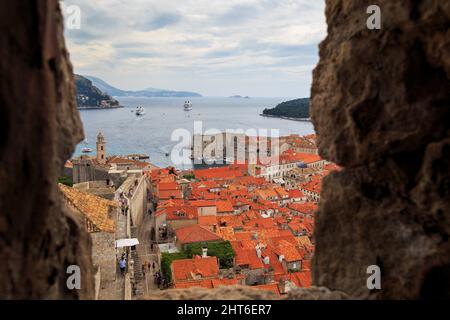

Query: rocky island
[261,98,310,121]
[75,75,122,109]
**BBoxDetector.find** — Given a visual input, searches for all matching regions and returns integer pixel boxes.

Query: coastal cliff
[75,75,121,109]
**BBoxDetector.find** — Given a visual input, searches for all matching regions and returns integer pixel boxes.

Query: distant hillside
[75,75,120,109]
[85,75,202,98]
[262,98,310,119]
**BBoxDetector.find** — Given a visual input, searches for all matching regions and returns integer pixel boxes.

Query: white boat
[81,139,93,153]
[136,106,146,116]
[183,101,193,111]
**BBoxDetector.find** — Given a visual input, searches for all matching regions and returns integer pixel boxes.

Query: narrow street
[114,208,127,299]
[98,207,127,300]
[133,202,161,296]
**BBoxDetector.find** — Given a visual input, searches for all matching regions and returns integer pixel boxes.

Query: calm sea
[74,97,315,169]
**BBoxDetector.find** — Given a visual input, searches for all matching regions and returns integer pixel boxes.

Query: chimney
[256,248,262,258]
[202,247,208,258]
[278,278,287,295]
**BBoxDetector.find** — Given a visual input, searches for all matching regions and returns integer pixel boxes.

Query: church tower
[96,131,106,164]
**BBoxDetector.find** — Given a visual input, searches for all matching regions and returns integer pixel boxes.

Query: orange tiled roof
[272,240,302,262]
[215,200,234,213]
[59,184,116,233]
[158,182,180,190]
[189,200,217,207]
[302,260,312,271]
[289,271,311,288]
[173,279,215,289]
[173,277,239,289]
[194,165,247,181]
[288,203,318,215]
[175,224,222,244]
[172,256,219,283]
[161,205,198,220]
[288,189,304,199]
[198,215,218,226]
[216,226,236,241]
[230,240,264,270]
[158,189,183,200]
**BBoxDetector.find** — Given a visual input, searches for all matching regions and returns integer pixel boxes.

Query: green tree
[58,176,73,187]
[185,241,235,269]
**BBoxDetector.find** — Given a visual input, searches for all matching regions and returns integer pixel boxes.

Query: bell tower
[96,131,106,164]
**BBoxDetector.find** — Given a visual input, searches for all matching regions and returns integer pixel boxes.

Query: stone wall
[91,231,117,300]
[72,159,110,184]
[0,0,94,298]
[310,0,450,299]
[127,176,148,228]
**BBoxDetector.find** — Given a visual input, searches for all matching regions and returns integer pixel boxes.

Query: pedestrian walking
[119,256,126,276]
[152,262,155,270]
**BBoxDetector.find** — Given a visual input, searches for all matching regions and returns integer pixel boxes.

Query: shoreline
[259,113,311,122]
[78,105,124,110]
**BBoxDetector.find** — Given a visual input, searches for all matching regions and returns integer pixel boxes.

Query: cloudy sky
[62,0,326,97]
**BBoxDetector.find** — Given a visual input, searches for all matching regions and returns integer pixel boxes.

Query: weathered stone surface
[143,286,279,300]
[143,285,350,300]
[286,286,350,300]
[0,0,93,299]
[311,0,450,299]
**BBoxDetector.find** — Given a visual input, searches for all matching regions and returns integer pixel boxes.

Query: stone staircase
[130,227,146,297]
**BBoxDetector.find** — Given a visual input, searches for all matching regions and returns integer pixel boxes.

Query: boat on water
[183,101,193,111]
[81,140,93,153]
[136,106,146,116]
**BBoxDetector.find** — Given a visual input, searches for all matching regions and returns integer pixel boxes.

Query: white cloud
[62,0,326,97]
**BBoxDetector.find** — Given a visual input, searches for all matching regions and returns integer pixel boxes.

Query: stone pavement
[113,208,128,299]
[132,204,161,297]
[95,207,127,300]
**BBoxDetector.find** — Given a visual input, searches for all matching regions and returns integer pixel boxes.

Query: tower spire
[96,131,106,164]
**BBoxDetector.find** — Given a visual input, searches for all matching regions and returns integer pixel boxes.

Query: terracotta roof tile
[59,184,116,233]
[172,256,219,283]
[175,224,222,244]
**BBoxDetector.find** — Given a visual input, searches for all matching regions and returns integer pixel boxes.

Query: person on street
[119,256,126,275]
